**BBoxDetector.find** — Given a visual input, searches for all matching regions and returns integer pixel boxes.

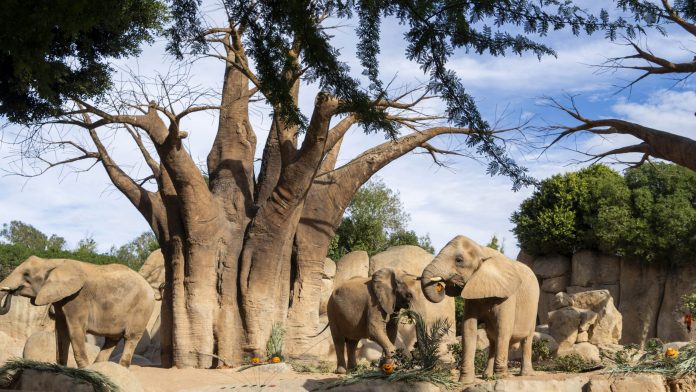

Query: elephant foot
[335,366,347,374]
[519,368,535,377]
[494,370,510,379]
[458,373,475,384]
[483,369,494,378]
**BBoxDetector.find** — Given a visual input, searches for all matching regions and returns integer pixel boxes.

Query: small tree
[109,232,159,269]
[329,179,434,260]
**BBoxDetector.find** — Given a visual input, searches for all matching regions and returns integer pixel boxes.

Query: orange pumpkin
[251,357,261,364]
[435,283,444,293]
[665,347,679,359]
[382,362,395,374]
[272,356,281,363]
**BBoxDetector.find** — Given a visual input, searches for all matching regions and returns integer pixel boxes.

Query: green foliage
[532,339,552,362]
[608,342,696,378]
[454,297,465,334]
[266,323,286,359]
[108,232,159,270]
[0,0,166,123]
[328,310,457,389]
[512,163,696,264]
[289,360,334,373]
[682,293,696,314]
[601,344,641,366]
[329,179,434,260]
[167,0,646,189]
[486,235,504,253]
[0,358,119,392]
[646,338,665,357]
[0,221,159,280]
[446,341,487,375]
[536,354,598,373]
[1,221,66,252]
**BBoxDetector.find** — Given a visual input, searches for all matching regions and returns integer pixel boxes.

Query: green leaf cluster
[512,163,696,264]
[328,178,434,260]
[0,0,166,123]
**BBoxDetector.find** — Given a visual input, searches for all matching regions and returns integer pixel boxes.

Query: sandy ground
[129,364,340,392]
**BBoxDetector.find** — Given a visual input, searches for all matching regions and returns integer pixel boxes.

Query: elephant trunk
[0,291,12,315]
[421,263,447,303]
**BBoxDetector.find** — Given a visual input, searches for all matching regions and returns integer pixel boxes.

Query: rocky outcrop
[657,264,696,342]
[521,248,692,347]
[0,296,53,362]
[571,290,621,345]
[88,361,145,392]
[23,331,101,367]
[463,373,672,392]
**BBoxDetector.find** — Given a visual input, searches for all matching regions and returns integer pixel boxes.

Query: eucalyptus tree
[4,0,631,367]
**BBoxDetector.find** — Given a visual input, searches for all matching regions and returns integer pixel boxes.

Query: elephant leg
[118,332,142,367]
[333,338,347,374]
[54,311,70,366]
[484,338,496,378]
[95,337,120,363]
[65,318,89,368]
[346,339,359,370]
[520,334,534,376]
[386,318,398,345]
[369,322,396,360]
[493,329,512,376]
[459,316,477,384]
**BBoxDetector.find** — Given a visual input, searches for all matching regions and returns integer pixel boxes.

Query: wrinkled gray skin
[421,235,539,384]
[327,268,419,374]
[0,256,155,368]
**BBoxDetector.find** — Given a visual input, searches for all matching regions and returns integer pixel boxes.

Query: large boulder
[532,254,571,279]
[23,331,100,367]
[88,361,144,392]
[548,305,597,350]
[537,292,556,325]
[138,249,165,300]
[541,276,569,293]
[657,264,696,342]
[558,342,601,363]
[0,296,53,347]
[571,290,621,345]
[516,250,535,269]
[0,330,24,365]
[369,245,433,275]
[619,259,667,346]
[334,251,369,285]
[571,251,620,287]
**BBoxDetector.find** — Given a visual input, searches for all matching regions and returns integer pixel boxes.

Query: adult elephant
[327,268,419,374]
[0,256,155,368]
[420,235,539,384]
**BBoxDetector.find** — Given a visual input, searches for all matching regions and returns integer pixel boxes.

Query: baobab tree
[2,0,632,368]
[548,0,696,170]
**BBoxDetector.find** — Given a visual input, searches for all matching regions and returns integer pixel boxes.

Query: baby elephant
[327,267,419,374]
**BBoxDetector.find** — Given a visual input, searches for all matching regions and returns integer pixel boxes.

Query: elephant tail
[309,323,330,338]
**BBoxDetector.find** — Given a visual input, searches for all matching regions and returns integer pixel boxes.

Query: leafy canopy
[512,163,696,264]
[0,0,166,123]
[167,0,641,189]
[328,178,434,260]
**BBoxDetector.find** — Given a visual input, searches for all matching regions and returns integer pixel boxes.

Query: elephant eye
[455,255,464,264]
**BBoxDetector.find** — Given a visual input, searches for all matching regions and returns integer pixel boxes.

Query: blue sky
[1,3,694,257]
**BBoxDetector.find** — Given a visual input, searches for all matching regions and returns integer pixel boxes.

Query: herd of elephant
[0,235,539,384]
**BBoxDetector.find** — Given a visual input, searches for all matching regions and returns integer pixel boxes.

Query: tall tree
[329,178,434,260]
[547,0,696,169]
[3,0,634,368]
[0,220,66,252]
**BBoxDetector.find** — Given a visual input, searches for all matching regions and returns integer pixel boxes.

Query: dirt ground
[129,364,341,392]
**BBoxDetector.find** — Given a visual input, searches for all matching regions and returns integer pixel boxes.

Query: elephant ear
[372,268,396,315]
[462,256,521,300]
[35,262,86,306]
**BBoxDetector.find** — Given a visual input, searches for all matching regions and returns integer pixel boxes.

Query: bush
[532,339,552,362]
[512,163,696,264]
[446,341,487,375]
[536,353,598,373]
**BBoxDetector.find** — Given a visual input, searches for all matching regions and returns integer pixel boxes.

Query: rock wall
[521,249,696,346]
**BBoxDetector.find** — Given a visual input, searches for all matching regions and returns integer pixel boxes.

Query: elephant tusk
[429,277,444,282]
[0,287,10,291]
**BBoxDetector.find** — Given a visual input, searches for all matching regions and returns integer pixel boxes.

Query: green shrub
[446,341,487,375]
[536,353,598,373]
[532,339,552,362]
[512,163,696,264]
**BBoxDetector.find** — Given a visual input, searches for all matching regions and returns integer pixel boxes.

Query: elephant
[0,256,155,368]
[326,267,419,374]
[420,235,539,383]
